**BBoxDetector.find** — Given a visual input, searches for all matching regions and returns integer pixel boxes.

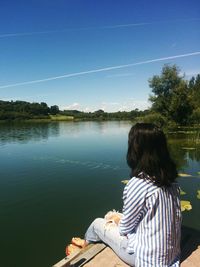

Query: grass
[50,115,74,121]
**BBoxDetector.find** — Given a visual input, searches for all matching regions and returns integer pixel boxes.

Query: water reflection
[58,121,131,138]
[0,122,60,145]
[168,131,200,170]
[0,122,200,163]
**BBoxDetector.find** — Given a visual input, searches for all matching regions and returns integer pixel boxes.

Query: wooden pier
[53,226,200,267]
[53,244,200,267]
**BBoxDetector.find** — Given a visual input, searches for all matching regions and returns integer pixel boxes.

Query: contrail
[0,51,200,89]
[0,18,199,38]
[101,18,200,29]
[0,23,152,38]
[0,30,56,38]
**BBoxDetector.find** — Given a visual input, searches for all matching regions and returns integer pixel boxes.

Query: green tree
[169,81,192,125]
[40,102,49,115]
[189,74,200,108]
[149,65,192,125]
[191,108,200,124]
[149,65,183,118]
[50,105,59,115]
[188,74,200,124]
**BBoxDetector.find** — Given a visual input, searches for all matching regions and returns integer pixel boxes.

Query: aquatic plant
[178,173,192,177]
[121,180,129,184]
[180,189,186,195]
[197,190,200,199]
[180,200,192,211]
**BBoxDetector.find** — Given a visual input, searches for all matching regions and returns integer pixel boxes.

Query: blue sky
[0,0,200,111]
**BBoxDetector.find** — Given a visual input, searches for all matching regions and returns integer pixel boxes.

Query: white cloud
[99,100,150,112]
[62,102,81,110]
[117,100,150,112]
[100,102,120,111]
[61,99,150,113]
[84,107,92,112]
[61,103,94,112]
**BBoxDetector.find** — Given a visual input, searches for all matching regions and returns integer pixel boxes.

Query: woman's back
[84,123,181,267]
[120,176,182,267]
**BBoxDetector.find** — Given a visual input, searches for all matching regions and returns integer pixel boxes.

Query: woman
[69,123,182,266]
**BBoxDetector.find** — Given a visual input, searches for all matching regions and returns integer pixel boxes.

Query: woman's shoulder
[127,174,156,188]
[125,175,163,199]
[125,175,157,195]
[125,176,180,200]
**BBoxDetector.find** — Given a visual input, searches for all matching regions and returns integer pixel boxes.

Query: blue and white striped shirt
[119,175,182,267]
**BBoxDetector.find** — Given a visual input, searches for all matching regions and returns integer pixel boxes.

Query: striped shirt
[119,175,182,267]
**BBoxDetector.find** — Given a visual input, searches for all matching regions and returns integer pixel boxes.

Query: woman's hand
[110,214,122,225]
[104,210,123,225]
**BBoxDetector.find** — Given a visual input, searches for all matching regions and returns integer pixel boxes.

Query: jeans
[84,218,135,266]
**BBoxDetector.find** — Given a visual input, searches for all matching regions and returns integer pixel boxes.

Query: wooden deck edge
[52,243,106,267]
[180,245,200,267]
[70,243,106,266]
[52,250,81,267]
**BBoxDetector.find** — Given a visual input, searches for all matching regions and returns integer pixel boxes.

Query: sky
[0,0,200,112]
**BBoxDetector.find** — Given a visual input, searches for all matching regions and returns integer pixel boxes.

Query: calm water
[0,121,199,267]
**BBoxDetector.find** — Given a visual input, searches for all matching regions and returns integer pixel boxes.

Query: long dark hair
[127,123,177,186]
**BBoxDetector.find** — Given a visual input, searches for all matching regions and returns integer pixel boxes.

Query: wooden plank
[83,247,129,267]
[52,250,81,267]
[181,226,200,263]
[181,246,200,267]
[70,243,106,267]
[52,244,106,267]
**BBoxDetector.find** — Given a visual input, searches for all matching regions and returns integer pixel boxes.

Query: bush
[191,108,200,124]
[134,112,167,128]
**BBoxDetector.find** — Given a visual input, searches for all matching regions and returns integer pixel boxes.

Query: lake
[0,121,200,267]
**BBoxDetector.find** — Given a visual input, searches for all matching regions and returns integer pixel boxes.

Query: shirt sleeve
[119,179,147,236]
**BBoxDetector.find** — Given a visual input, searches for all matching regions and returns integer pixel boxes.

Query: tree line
[0,101,59,120]
[61,108,148,121]
[0,64,200,126]
[0,99,147,121]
